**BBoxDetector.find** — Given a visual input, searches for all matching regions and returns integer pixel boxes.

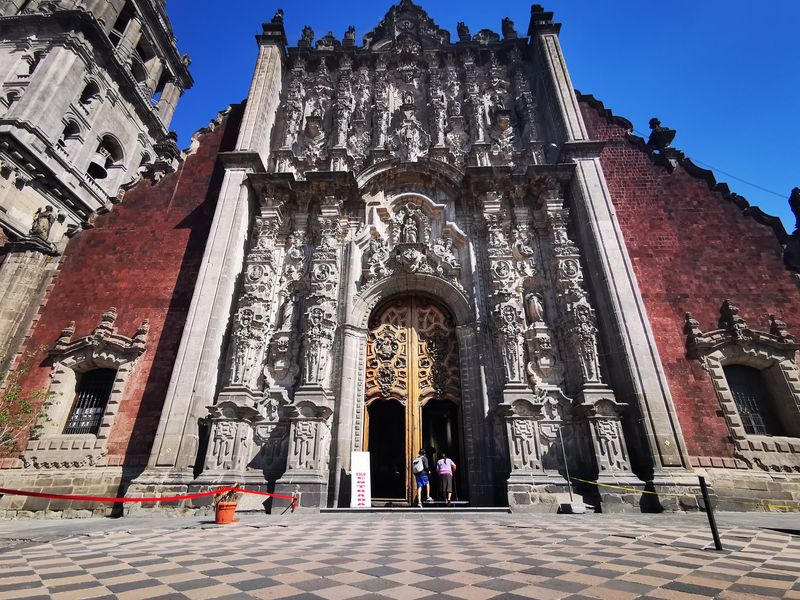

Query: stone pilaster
[135,19,286,487]
[0,237,59,374]
[530,7,693,482]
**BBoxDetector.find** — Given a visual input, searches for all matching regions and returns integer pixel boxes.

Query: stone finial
[316,31,340,50]
[683,312,702,342]
[299,25,314,47]
[55,320,75,350]
[271,9,284,24]
[718,299,748,339]
[456,21,470,42]
[132,319,150,350]
[647,118,677,151]
[769,314,794,342]
[93,307,118,339]
[789,187,800,234]
[501,17,517,39]
[343,25,355,46]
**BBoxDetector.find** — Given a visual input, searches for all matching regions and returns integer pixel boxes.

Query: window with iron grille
[63,369,116,435]
[723,365,784,436]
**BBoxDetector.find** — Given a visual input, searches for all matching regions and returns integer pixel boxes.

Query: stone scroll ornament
[357,200,465,297]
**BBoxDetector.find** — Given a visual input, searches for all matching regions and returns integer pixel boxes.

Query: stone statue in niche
[489,109,516,163]
[401,215,418,244]
[293,114,328,168]
[30,205,56,240]
[346,115,371,172]
[525,292,545,325]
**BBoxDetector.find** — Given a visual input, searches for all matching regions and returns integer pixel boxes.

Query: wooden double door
[363,296,464,502]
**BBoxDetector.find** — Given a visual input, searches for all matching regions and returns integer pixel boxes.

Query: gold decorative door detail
[364,296,461,501]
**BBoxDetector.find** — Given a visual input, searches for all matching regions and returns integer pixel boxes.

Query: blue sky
[167,1,799,230]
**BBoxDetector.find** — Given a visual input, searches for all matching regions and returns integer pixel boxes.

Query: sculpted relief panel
[271,4,544,180]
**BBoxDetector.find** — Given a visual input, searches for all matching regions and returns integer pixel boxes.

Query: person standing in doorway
[437,452,457,505]
[411,449,433,507]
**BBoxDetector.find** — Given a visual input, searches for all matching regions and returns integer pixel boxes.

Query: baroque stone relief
[272,2,543,179]
[358,197,467,297]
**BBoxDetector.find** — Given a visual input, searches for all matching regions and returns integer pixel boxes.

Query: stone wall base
[2,467,799,518]
[0,467,126,519]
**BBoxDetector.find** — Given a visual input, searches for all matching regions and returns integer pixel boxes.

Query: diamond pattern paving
[0,513,798,599]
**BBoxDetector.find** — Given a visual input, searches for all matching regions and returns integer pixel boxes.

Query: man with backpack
[411,448,433,507]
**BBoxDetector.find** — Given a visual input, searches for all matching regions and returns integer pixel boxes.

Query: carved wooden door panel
[364,296,460,501]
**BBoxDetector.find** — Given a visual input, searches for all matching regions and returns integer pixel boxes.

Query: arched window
[78,81,101,108]
[2,90,20,111]
[63,368,117,435]
[87,135,124,180]
[723,365,785,436]
[58,120,80,148]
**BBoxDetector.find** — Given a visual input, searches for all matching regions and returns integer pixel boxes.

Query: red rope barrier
[0,486,298,511]
[0,486,236,503]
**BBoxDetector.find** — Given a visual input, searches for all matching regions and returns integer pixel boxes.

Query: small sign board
[350,451,371,508]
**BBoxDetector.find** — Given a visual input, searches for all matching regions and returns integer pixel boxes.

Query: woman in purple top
[436,452,457,505]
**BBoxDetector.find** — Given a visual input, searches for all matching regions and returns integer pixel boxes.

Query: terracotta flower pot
[215,501,238,525]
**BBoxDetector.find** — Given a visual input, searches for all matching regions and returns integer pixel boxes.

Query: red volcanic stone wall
[581,98,800,459]
[5,105,243,465]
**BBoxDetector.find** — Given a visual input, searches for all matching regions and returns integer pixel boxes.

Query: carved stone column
[539,190,637,488]
[480,192,527,401]
[275,195,347,508]
[196,194,287,482]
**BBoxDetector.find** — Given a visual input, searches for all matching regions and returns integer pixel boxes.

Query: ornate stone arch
[351,272,473,330]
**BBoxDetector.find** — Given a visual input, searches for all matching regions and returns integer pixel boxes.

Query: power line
[631,129,787,200]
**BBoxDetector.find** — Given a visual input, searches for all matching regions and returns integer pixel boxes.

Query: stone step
[321,506,511,514]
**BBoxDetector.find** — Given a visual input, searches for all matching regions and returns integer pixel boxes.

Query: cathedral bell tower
[0,0,192,372]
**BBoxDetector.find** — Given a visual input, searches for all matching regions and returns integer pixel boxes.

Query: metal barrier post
[698,476,723,551]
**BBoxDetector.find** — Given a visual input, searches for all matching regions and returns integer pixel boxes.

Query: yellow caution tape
[570,477,799,511]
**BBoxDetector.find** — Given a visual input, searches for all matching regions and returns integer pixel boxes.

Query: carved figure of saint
[401,215,418,244]
[30,205,56,240]
[525,292,545,325]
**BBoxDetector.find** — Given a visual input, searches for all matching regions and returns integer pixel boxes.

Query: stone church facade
[1,1,799,517]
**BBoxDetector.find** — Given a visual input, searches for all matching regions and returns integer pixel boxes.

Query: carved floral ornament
[683,300,800,471]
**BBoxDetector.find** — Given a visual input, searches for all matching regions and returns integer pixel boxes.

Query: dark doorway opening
[368,399,405,499]
[422,399,465,501]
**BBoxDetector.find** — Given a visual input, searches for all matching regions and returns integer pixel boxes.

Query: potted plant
[214,485,242,525]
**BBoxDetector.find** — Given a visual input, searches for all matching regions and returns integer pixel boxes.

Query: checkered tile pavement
[1,514,799,599]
